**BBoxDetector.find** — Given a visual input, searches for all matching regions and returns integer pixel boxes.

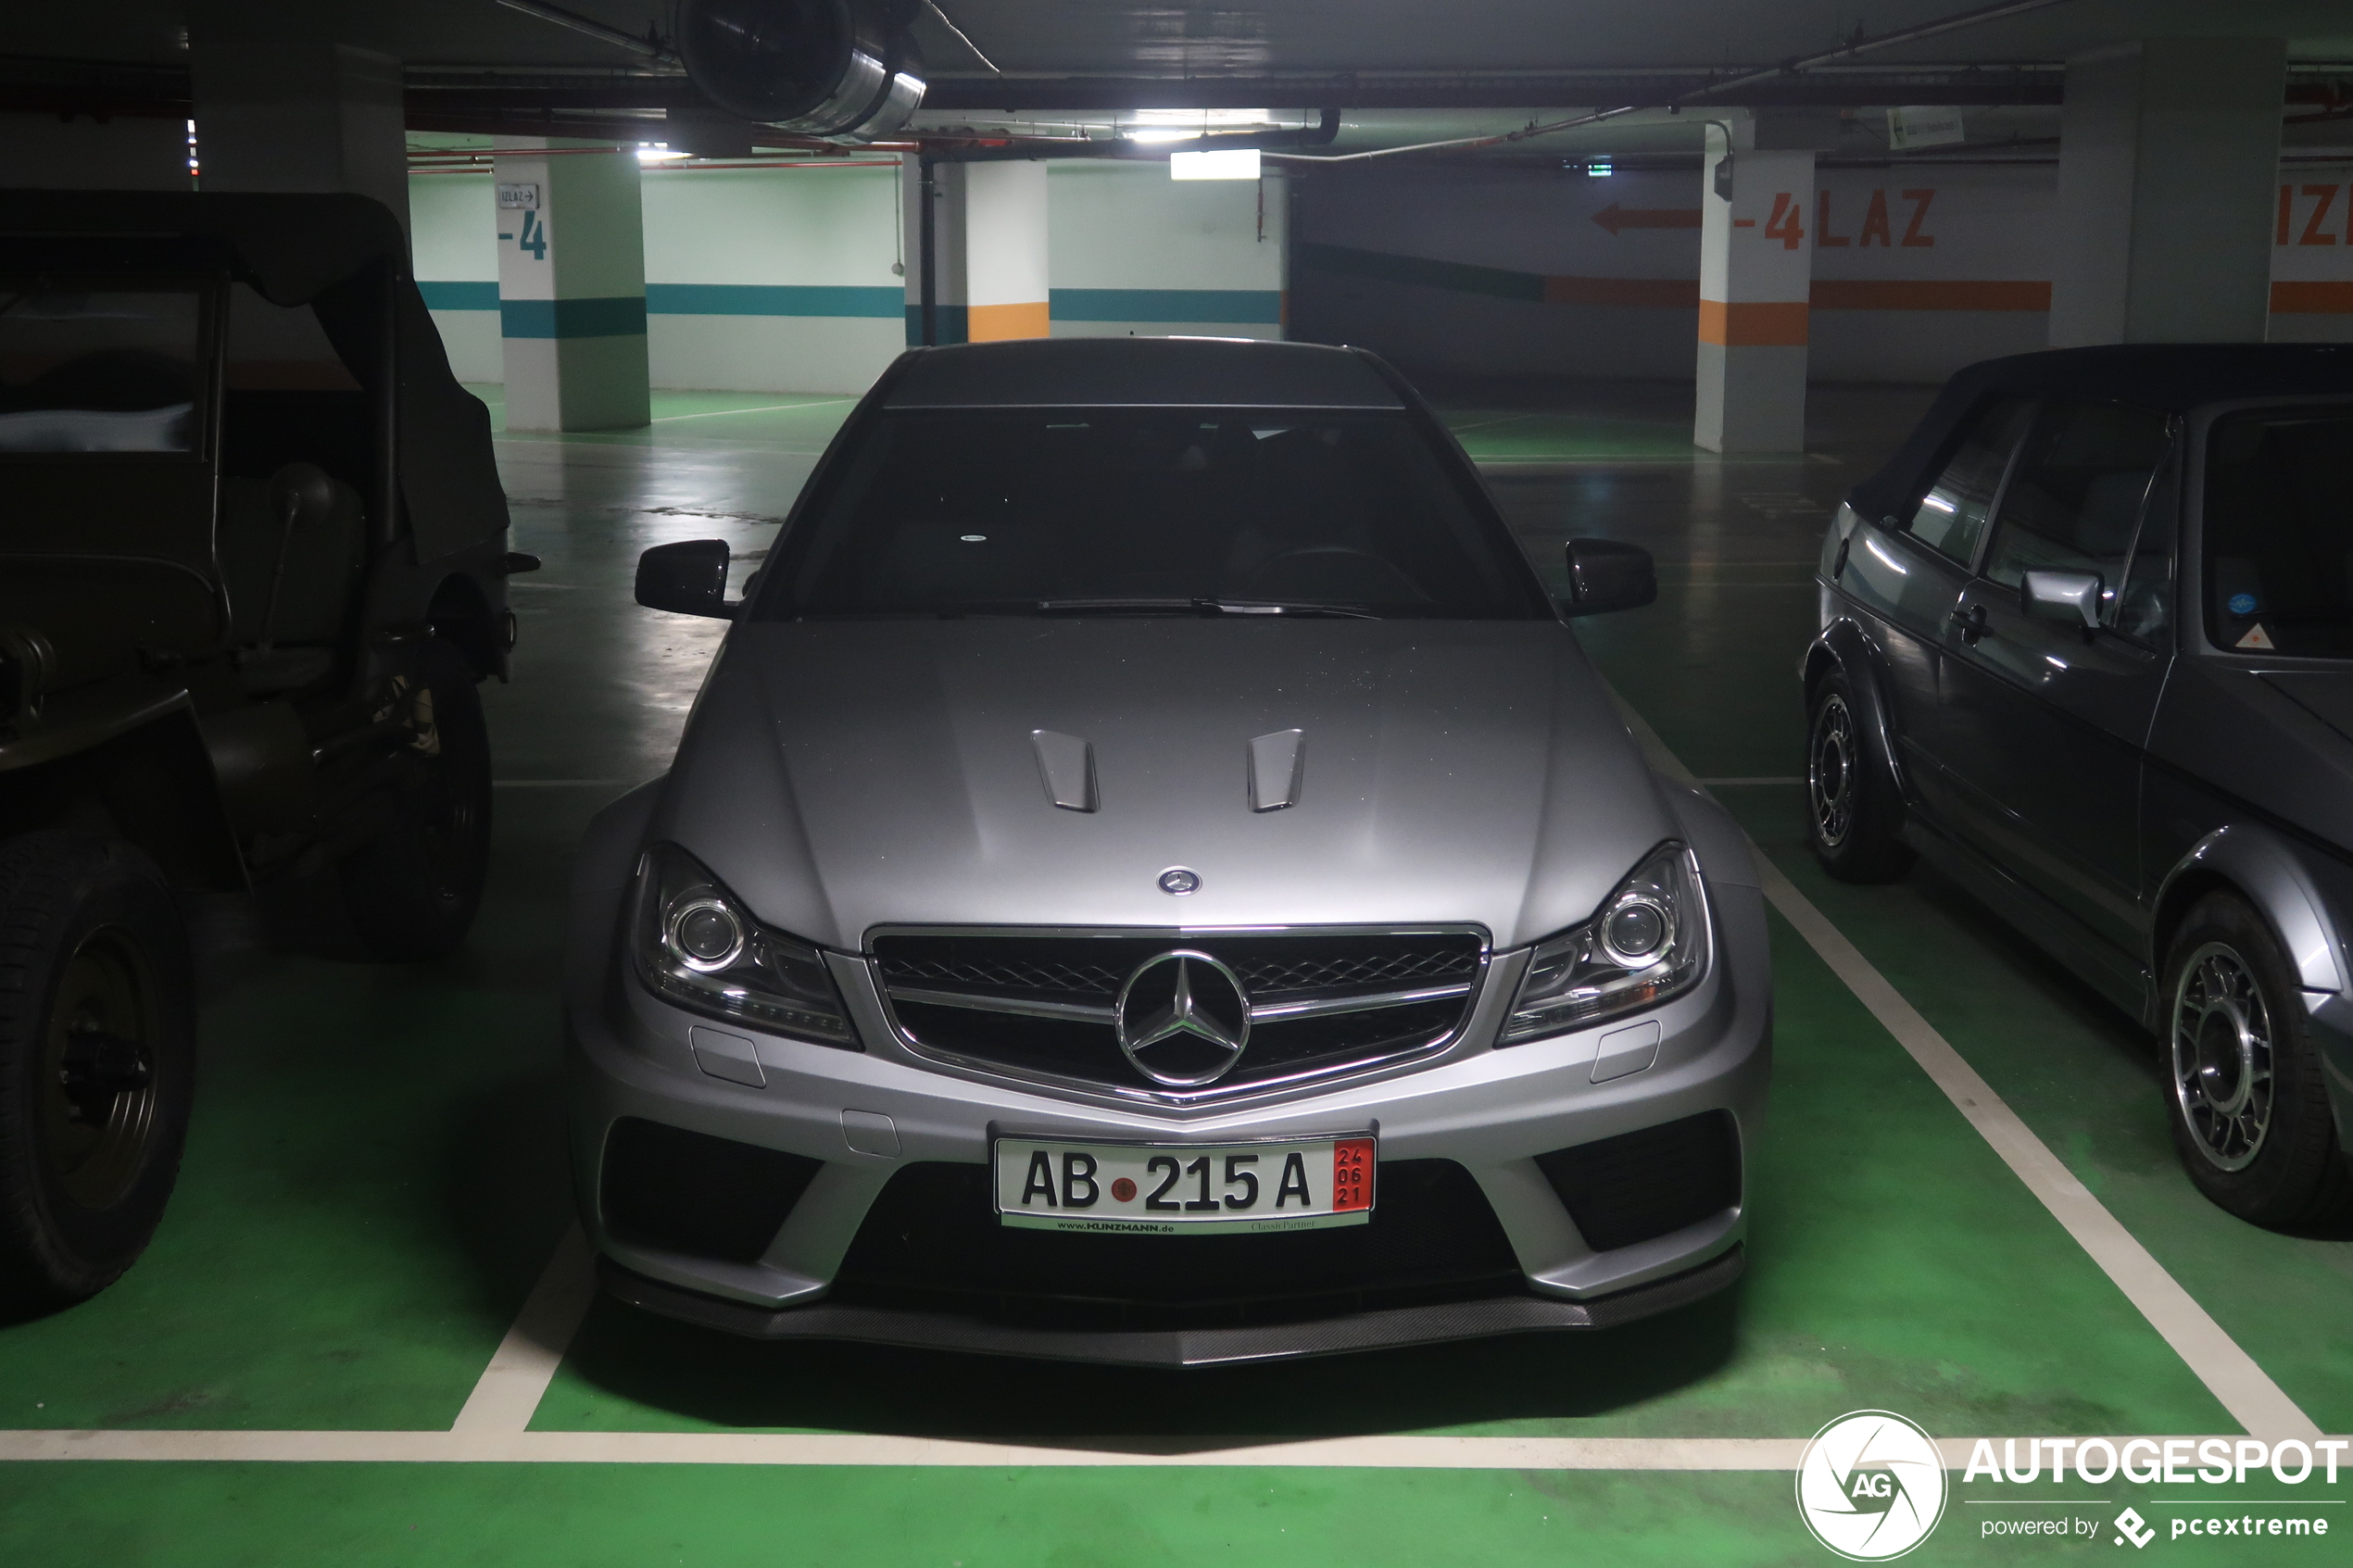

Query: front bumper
[564,806,1772,1363]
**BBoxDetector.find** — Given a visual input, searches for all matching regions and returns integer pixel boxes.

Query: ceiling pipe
[491,0,681,67]
[1268,0,2086,164]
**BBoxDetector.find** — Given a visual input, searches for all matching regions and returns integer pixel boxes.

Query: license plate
[993,1134,1376,1236]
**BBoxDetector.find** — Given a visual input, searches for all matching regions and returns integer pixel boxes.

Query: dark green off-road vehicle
[0,191,525,1311]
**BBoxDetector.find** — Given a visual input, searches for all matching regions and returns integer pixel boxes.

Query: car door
[1832,395,2038,827]
[1932,397,2177,953]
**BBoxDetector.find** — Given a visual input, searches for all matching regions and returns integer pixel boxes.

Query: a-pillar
[2048,40,2285,345]
[1695,122,1818,454]
[187,33,409,237]
[491,139,651,433]
[907,159,1050,345]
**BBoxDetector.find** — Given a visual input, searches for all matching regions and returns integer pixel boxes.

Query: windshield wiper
[1032,597,1378,619]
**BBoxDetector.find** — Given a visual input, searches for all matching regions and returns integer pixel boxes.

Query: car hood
[652,618,1679,953]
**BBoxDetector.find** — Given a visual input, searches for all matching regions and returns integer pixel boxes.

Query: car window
[763,407,1547,620]
[1981,399,2171,619]
[1900,395,2034,567]
[2205,405,2353,657]
[0,284,203,455]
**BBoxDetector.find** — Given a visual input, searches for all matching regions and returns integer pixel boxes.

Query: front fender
[1803,617,1909,805]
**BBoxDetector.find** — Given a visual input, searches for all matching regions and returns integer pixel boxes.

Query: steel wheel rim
[1808,693,1856,848]
[2170,941,2274,1173]
[38,924,161,1210]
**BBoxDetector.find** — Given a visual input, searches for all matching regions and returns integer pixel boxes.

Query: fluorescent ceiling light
[1126,128,1202,144]
[636,144,688,162]
[1171,148,1261,181]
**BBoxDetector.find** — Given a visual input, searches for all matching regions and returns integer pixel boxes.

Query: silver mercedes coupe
[565,337,1770,1365]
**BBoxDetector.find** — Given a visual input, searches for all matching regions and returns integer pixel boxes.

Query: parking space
[2,382,2344,1566]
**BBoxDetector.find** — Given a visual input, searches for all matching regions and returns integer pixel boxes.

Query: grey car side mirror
[1562,538,1657,617]
[636,539,733,618]
[2021,570,2102,631]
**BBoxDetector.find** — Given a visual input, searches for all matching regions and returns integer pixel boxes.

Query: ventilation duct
[677,0,925,144]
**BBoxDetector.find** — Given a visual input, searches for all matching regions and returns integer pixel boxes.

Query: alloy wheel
[1808,693,1856,848]
[2170,942,2274,1173]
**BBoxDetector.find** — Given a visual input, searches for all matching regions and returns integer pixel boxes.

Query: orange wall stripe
[966,302,1051,341]
[1809,279,2051,311]
[1697,298,1810,346]
[2271,281,2353,314]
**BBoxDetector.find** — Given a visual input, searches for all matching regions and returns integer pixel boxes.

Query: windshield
[0,284,203,455]
[2205,405,2353,657]
[757,407,1547,620]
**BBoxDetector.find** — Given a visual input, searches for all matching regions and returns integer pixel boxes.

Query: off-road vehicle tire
[0,831,196,1312]
[341,639,494,960]
[2161,893,2352,1229]
[1806,670,1913,884]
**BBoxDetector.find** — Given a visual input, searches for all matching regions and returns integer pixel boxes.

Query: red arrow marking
[1591,202,1705,234]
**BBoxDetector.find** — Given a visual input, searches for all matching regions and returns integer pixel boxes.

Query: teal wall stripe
[646,282,904,318]
[1293,242,1544,303]
[1049,287,1283,324]
[499,296,648,340]
[903,304,969,346]
[419,280,499,311]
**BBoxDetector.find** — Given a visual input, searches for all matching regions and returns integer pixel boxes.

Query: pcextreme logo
[1796,1411,1951,1561]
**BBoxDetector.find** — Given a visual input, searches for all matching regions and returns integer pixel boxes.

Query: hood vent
[1249,728,1306,811]
[1030,730,1099,812]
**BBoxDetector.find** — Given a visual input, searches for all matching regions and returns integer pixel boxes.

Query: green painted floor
[4,376,2347,1564]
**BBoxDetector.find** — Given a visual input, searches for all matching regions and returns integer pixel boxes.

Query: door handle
[1947,603,1990,646]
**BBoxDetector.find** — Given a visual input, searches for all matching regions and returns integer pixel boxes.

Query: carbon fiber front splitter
[597,1244,1743,1368]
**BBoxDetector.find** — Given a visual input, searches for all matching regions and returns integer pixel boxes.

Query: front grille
[598,1118,822,1263]
[831,1159,1524,1331]
[1535,1111,1742,1253]
[870,929,1486,1098]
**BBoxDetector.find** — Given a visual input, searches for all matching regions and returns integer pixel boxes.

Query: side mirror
[2021,570,2102,631]
[1562,538,1657,617]
[635,539,734,618]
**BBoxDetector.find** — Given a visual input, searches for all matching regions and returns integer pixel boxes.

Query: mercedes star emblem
[1114,949,1251,1087]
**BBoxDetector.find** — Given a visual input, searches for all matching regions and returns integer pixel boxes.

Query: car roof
[1848,344,2353,524]
[878,336,1408,410]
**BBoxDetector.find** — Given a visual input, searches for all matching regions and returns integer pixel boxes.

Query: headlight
[1502,844,1708,1045]
[631,843,858,1047]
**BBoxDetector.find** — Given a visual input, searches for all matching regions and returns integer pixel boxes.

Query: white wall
[1293,158,2353,383]
[641,161,906,392]
[1049,160,1287,339]
[409,170,502,383]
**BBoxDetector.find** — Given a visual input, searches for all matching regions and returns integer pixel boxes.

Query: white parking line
[449,1226,599,1435]
[1611,698,2323,1442]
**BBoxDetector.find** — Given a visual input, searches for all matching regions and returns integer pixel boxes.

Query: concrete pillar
[1047,161,1288,339]
[906,159,1050,345]
[1695,130,1816,454]
[491,140,650,433]
[2049,39,2285,345]
[188,38,409,237]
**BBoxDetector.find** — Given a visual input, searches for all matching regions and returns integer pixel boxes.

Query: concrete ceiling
[11,0,2353,75]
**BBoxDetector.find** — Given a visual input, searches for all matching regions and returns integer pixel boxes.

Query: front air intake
[1535,1111,1741,1253]
[598,1118,821,1263]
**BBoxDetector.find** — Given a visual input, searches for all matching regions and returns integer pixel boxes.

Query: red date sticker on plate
[1331,1137,1374,1212]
